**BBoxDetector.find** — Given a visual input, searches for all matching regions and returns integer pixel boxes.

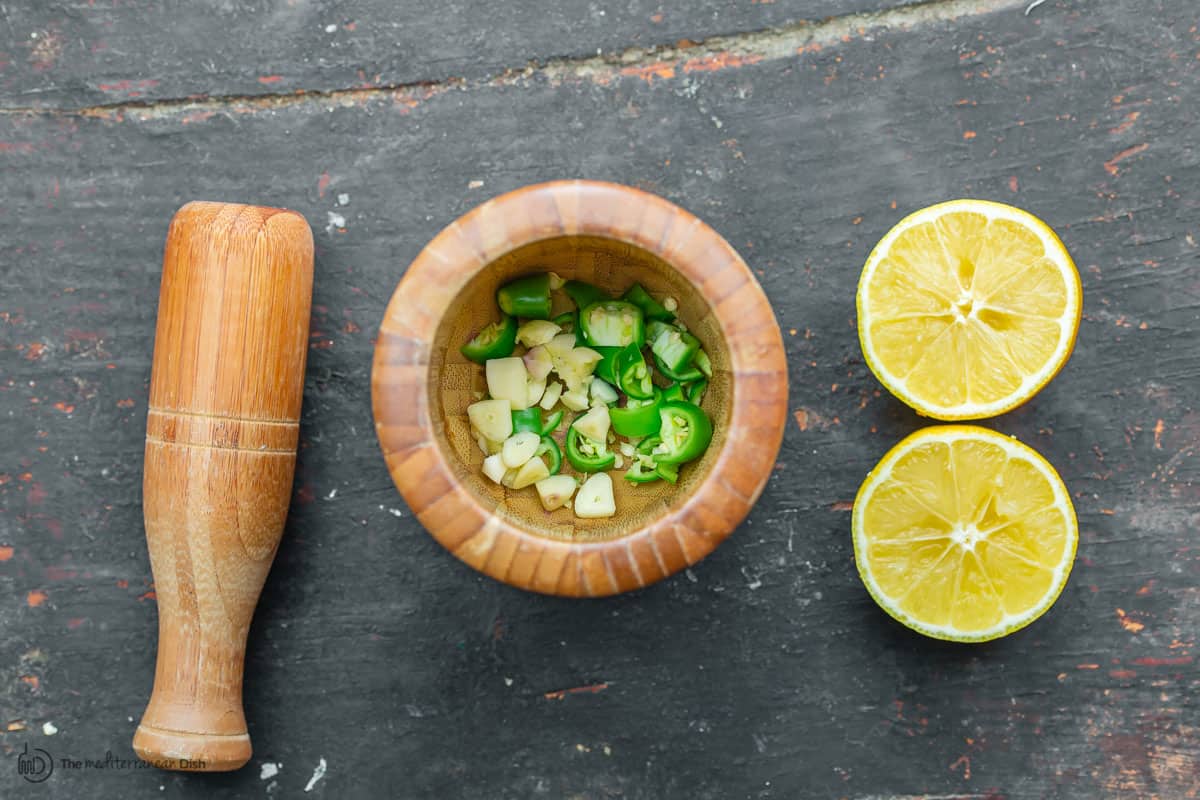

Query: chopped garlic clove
[539,381,563,410]
[589,377,619,405]
[523,345,554,382]
[535,475,577,510]
[482,454,507,484]
[526,379,547,407]
[501,431,541,468]
[511,456,551,489]
[485,357,530,410]
[516,320,561,349]
[573,405,611,442]
[468,398,514,442]
[574,473,616,518]
[561,388,590,411]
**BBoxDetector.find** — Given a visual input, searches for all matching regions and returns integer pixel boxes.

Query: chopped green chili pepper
[654,401,713,465]
[636,437,662,455]
[536,436,562,475]
[579,301,645,348]
[615,343,653,399]
[563,280,608,310]
[511,408,543,435]
[629,435,678,483]
[566,422,615,472]
[624,459,661,484]
[591,346,621,384]
[650,326,700,372]
[468,270,717,502]
[497,274,552,320]
[460,315,517,364]
[551,310,585,344]
[541,409,564,435]
[621,283,675,322]
[654,353,704,383]
[646,320,675,347]
[610,389,662,438]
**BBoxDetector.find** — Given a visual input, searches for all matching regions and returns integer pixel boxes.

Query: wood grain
[132,202,313,771]
[372,181,788,596]
[1,0,926,109]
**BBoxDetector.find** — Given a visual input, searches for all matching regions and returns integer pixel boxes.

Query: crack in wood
[0,0,1023,120]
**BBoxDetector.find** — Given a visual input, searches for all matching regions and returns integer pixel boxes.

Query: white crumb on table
[304,757,327,792]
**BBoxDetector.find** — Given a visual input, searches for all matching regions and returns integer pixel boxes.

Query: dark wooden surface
[1,0,1198,797]
[1,0,924,109]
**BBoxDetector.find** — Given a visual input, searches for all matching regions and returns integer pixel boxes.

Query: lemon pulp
[853,426,1077,642]
[858,200,1081,419]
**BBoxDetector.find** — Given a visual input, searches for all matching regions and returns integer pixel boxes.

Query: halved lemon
[852,426,1077,642]
[857,200,1082,420]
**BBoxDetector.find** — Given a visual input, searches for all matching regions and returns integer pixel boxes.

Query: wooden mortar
[133,202,313,771]
[373,180,788,596]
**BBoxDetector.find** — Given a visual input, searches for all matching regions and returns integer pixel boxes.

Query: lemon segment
[852,426,1077,642]
[857,200,1081,419]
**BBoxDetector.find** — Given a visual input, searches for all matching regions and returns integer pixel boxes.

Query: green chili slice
[654,401,713,465]
[565,422,615,472]
[460,315,517,364]
[615,343,654,400]
[624,460,661,484]
[621,283,675,322]
[650,326,700,373]
[592,346,622,385]
[536,436,562,475]
[563,280,608,310]
[497,274,552,320]
[610,389,663,438]
[578,301,645,348]
[541,409,564,435]
[654,353,704,384]
[511,408,543,435]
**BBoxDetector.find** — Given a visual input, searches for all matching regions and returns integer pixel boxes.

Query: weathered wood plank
[1,0,1197,797]
[0,0,927,109]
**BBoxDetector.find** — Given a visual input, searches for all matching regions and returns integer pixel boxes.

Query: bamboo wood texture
[373,180,788,597]
[133,202,313,771]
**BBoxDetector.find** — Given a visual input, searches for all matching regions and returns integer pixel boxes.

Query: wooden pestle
[133,202,313,771]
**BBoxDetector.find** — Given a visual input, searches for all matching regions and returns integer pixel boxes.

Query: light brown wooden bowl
[372,181,787,597]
